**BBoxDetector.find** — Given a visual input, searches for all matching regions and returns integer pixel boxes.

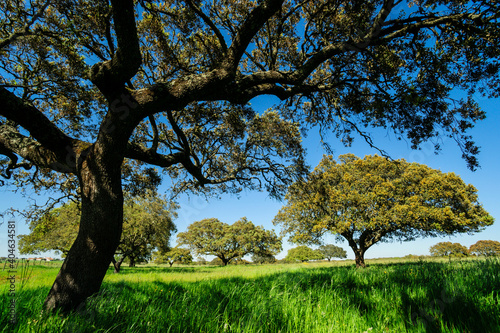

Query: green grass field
[1,257,499,332]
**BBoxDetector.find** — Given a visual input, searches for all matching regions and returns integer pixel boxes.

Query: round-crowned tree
[469,240,500,257]
[274,154,494,267]
[177,217,282,266]
[285,245,324,262]
[429,242,469,257]
[318,244,347,261]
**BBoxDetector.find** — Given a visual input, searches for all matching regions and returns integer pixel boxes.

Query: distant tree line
[430,240,500,257]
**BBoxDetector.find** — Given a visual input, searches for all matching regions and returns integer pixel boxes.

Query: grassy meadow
[1,257,499,332]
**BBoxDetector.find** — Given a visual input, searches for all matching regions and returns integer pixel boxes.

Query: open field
[1,257,499,332]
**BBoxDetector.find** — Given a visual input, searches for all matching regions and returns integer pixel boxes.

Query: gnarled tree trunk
[345,234,367,268]
[44,148,124,312]
[111,257,127,273]
[353,247,366,268]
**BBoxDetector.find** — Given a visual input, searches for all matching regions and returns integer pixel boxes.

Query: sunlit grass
[1,257,499,332]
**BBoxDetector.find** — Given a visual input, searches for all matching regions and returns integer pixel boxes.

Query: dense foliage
[251,254,277,264]
[285,245,324,262]
[429,242,469,257]
[318,244,347,261]
[469,240,500,256]
[274,154,494,267]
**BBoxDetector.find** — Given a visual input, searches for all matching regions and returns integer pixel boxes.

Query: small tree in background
[195,257,207,266]
[154,248,193,267]
[210,258,225,266]
[429,242,469,257]
[469,240,500,257]
[251,254,277,265]
[285,246,324,263]
[318,244,347,262]
[114,194,178,271]
[18,201,80,257]
[178,217,282,266]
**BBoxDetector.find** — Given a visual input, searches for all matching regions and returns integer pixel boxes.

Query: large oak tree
[273,154,493,267]
[1,0,499,311]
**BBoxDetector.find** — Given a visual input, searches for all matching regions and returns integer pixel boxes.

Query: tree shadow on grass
[99,262,498,332]
[3,260,499,332]
[106,265,222,275]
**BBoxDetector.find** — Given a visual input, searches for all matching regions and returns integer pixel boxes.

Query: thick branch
[0,143,31,178]
[131,69,231,115]
[223,0,284,71]
[0,87,74,158]
[124,142,184,168]
[0,125,77,173]
[90,0,142,93]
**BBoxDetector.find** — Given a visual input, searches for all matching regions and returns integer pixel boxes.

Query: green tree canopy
[2,0,500,311]
[318,244,347,261]
[251,253,277,264]
[116,193,178,270]
[285,245,323,262]
[274,154,494,267]
[153,247,193,267]
[469,240,500,257]
[429,241,469,257]
[18,201,80,257]
[18,192,178,272]
[177,217,282,266]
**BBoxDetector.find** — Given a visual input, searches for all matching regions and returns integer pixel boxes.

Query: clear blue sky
[171,95,500,260]
[1,95,499,260]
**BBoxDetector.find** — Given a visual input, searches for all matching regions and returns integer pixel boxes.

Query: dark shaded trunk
[221,256,229,266]
[129,256,136,267]
[353,248,366,268]
[44,150,123,312]
[111,256,126,273]
[169,261,173,267]
[344,232,368,268]
[111,257,120,273]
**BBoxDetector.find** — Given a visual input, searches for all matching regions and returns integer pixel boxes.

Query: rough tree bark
[345,234,367,268]
[44,146,124,311]
[352,247,367,268]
